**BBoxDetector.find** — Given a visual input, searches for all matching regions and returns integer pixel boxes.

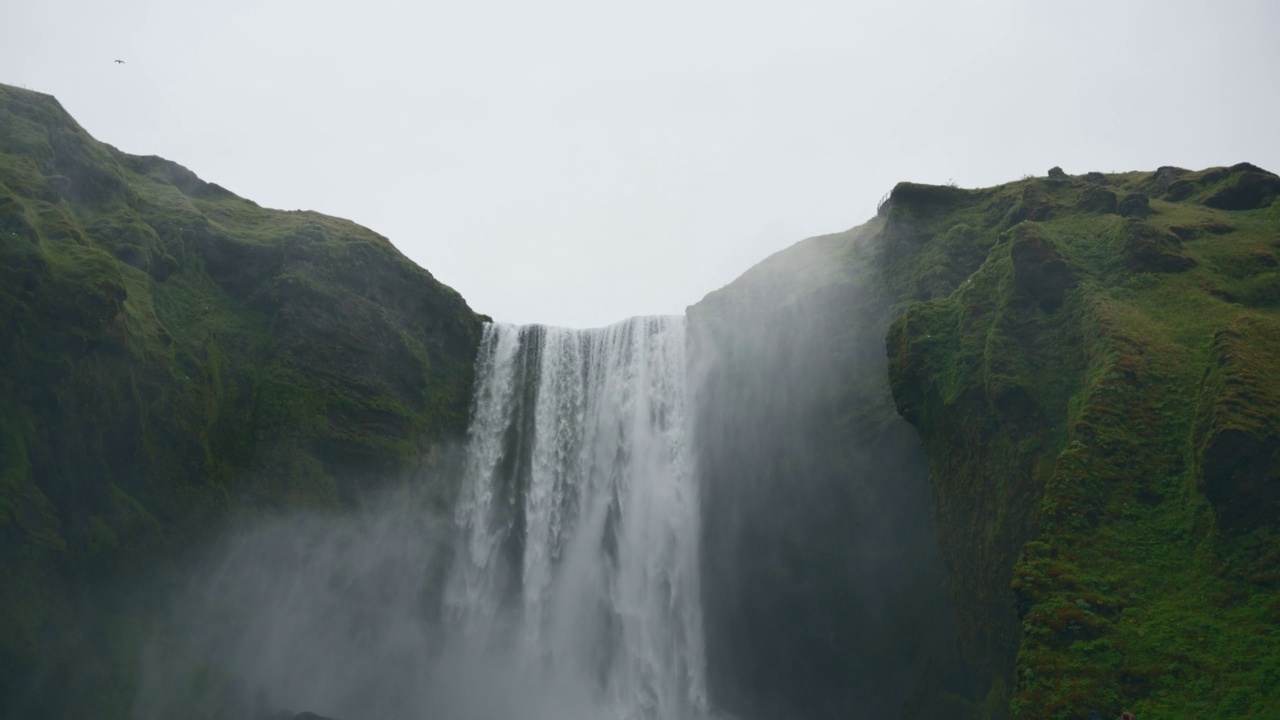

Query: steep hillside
[0,84,485,718]
[884,164,1280,719]
[691,163,1280,719]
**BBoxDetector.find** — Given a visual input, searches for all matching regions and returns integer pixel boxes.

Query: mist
[132,495,452,720]
[688,227,968,719]
[127,224,969,720]
[134,318,716,720]
[132,491,624,720]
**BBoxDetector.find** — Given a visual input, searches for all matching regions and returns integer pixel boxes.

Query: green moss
[884,165,1280,719]
[0,82,486,718]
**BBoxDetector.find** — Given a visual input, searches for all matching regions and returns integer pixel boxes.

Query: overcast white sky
[5,1,1279,327]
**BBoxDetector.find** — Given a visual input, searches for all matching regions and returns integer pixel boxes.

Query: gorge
[2,83,1279,720]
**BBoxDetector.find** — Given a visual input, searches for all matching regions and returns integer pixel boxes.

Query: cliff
[691,163,1280,719]
[0,84,485,718]
[5,81,1279,720]
[885,165,1280,718]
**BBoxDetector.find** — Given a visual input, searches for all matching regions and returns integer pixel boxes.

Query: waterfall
[446,317,707,720]
[131,316,711,720]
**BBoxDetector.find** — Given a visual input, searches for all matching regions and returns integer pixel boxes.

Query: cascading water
[132,316,713,720]
[446,316,708,720]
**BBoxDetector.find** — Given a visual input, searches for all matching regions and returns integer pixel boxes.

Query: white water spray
[132,316,710,720]
[447,317,707,720]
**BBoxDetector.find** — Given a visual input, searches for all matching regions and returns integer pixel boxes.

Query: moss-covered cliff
[691,163,1280,719]
[0,84,485,718]
[884,164,1280,719]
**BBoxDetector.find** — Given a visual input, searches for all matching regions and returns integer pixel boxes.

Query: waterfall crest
[446,317,707,720]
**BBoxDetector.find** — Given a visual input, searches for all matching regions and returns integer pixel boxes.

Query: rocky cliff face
[691,163,1280,719]
[0,84,484,718]
[884,164,1280,719]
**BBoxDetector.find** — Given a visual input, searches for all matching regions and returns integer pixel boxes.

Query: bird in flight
[114,59,125,64]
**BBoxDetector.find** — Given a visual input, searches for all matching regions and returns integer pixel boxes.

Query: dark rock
[1117,219,1195,273]
[1196,318,1280,531]
[1200,428,1278,528]
[885,181,974,217]
[1082,172,1110,185]
[1047,166,1066,179]
[1153,166,1188,188]
[1010,224,1076,313]
[295,713,342,720]
[1003,186,1054,226]
[1202,170,1280,211]
[1118,192,1152,217]
[1164,179,1196,201]
[1172,221,1235,241]
[1200,168,1229,185]
[1230,161,1271,174]
[1076,185,1118,214]
[1207,285,1237,303]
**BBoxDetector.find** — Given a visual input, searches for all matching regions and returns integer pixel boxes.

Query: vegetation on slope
[691,160,1279,720]
[0,84,485,718]
[883,163,1280,719]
